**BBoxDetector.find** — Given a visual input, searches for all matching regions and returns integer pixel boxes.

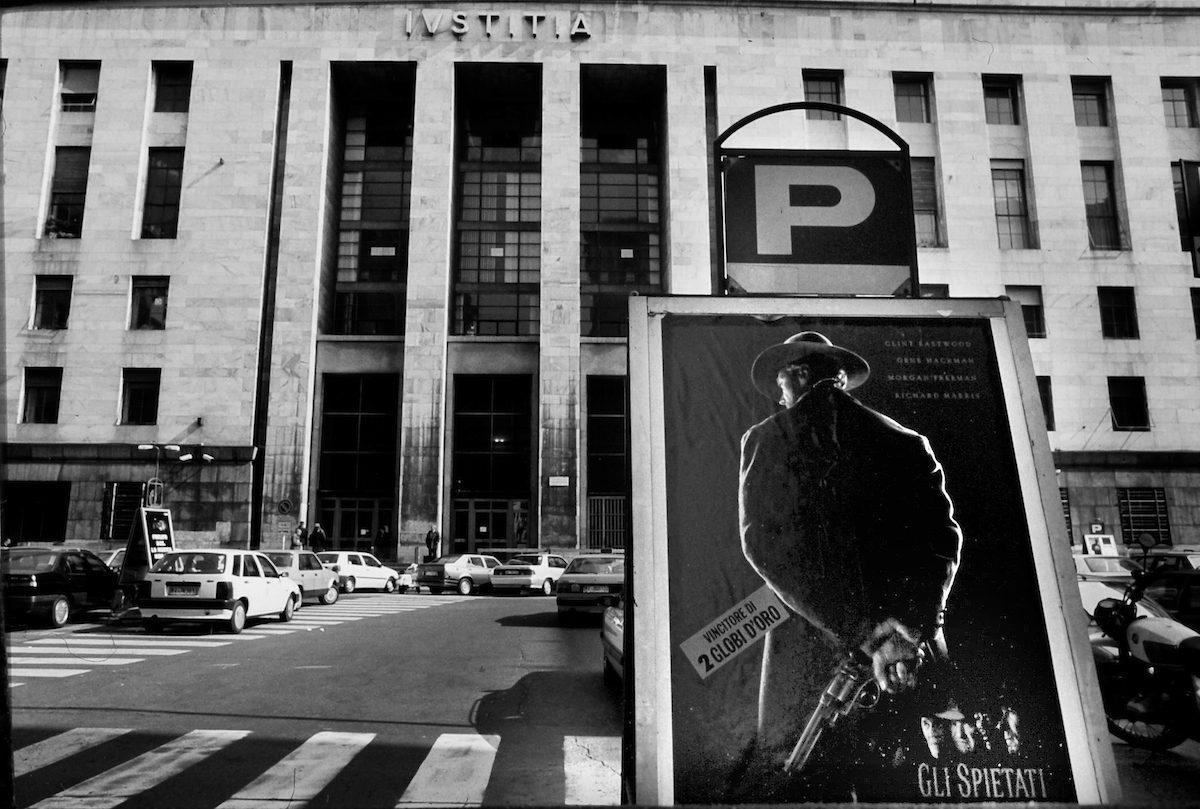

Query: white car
[417,554,503,595]
[491,553,569,595]
[316,551,403,593]
[264,550,340,605]
[138,549,302,634]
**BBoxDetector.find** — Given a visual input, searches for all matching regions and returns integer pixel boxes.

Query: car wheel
[319,584,339,605]
[384,577,397,594]
[144,617,162,633]
[49,595,71,628]
[280,596,296,622]
[457,577,474,596]
[228,601,247,634]
[541,579,554,596]
[430,587,444,595]
[398,585,409,594]
[342,577,356,594]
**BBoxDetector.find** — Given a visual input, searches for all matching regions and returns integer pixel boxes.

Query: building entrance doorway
[451,499,531,556]
[318,497,394,557]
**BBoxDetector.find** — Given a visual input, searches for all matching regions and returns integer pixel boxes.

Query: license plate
[583,585,608,594]
[168,584,200,596]
[500,570,519,576]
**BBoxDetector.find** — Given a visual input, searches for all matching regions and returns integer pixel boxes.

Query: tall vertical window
[47,146,91,238]
[1098,286,1139,339]
[152,61,192,113]
[318,374,399,495]
[1071,77,1110,127]
[587,376,629,549]
[141,148,184,239]
[332,64,415,336]
[1192,289,1200,338]
[453,64,542,336]
[60,61,99,112]
[1117,488,1171,546]
[983,75,1021,125]
[1005,285,1046,338]
[893,74,932,123]
[1060,488,1074,540]
[23,368,63,424]
[1036,376,1055,431]
[121,368,161,425]
[1162,79,1199,128]
[803,70,843,119]
[33,276,73,330]
[911,157,943,248]
[1108,376,1149,431]
[1082,162,1122,249]
[131,277,169,330]
[580,65,665,338]
[1172,162,1194,253]
[452,375,533,496]
[991,160,1035,248]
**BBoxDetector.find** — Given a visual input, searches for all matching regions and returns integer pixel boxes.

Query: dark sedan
[1143,570,1200,632]
[2,546,119,627]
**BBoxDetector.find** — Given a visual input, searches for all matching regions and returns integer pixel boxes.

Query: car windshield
[436,555,464,564]
[317,553,338,563]
[3,549,60,573]
[265,552,296,569]
[150,552,226,575]
[508,555,540,566]
[1082,557,1140,573]
[564,556,624,575]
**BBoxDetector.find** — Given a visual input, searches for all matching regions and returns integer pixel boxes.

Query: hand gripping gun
[783,648,881,774]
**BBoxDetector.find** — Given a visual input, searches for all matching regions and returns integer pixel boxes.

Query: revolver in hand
[783,648,880,773]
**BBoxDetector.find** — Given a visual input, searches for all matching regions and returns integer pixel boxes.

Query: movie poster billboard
[627,296,1115,804]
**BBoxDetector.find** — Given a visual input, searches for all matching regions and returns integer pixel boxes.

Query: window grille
[1117,487,1171,546]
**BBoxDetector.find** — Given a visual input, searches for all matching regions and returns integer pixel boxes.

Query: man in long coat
[737,331,963,800]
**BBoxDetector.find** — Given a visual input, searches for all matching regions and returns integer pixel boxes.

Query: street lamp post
[136,443,180,506]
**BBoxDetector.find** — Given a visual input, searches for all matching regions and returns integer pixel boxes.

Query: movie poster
[647,306,1084,803]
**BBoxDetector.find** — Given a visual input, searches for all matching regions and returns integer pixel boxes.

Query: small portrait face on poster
[653,311,1078,803]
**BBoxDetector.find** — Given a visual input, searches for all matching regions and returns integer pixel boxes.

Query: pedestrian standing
[309,522,327,554]
[292,522,306,549]
[424,524,440,561]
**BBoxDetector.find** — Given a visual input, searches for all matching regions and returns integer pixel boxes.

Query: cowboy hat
[751,331,870,399]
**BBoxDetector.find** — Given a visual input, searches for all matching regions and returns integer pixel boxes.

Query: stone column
[398,56,456,557]
[538,55,582,549]
[666,64,714,294]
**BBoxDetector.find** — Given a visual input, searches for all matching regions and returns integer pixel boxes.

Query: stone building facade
[4,0,1200,559]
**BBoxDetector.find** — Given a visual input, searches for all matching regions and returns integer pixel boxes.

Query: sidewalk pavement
[1112,736,1200,806]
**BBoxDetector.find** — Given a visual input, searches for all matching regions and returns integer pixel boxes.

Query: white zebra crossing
[7,594,472,683]
[14,727,621,807]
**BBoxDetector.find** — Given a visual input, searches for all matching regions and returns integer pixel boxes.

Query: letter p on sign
[754,165,875,254]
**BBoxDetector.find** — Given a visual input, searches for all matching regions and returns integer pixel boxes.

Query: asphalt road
[6,591,623,807]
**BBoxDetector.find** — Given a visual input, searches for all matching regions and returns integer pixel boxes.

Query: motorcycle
[1090,537,1200,750]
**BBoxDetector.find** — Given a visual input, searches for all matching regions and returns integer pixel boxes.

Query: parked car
[1141,570,1200,632]
[2,546,120,628]
[556,552,625,620]
[101,548,126,573]
[601,597,625,685]
[491,553,569,595]
[316,551,403,593]
[263,550,340,605]
[1141,551,1200,573]
[1074,554,1142,583]
[417,554,502,595]
[137,549,301,634]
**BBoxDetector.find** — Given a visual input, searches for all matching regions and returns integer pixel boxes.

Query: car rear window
[509,555,540,566]
[4,550,59,573]
[265,552,296,569]
[151,552,227,575]
[564,556,624,575]
[1083,557,1137,573]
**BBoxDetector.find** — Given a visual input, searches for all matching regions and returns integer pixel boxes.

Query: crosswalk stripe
[563,736,622,805]
[396,733,500,807]
[10,647,188,657]
[7,668,89,678]
[15,728,133,777]
[10,657,143,666]
[30,729,251,809]
[30,637,234,648]
[216,731,375,808]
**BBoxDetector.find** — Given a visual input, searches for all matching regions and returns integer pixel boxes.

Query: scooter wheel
[1107,715,1191,751]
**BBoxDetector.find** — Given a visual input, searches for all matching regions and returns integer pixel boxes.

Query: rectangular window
[1162,79,1198,128]
[131,277,169,330]
[1192,289,1200,338]
[983,75,1021,125]
[1098,286,1139,339]
[1082,162,1122,249]
[318,374,399,496]
[1172,162,1194,253]
[1005,285,1046,338]
[1036,376,1055,431]
[102,481,146,542]
[919,284,949,299]
[121,368,161,425]
[991,160,1035,248]
[1117,487,1171,546]
[2,481,70,543]
[804,70,843,120]
[141,148,184,239]
[47,146,91,238]
[60,61,99,112]
[911,157,943,248]
[34,276,73,330]
[1060,488,1074,540]
[1071,77,1109,127]
[894,74,932,124]
[453,64,542,336]
[23,367,63,424]
[331,64,416,336]
[153,61,192,113]
[452,375,533,497]
[587,376,629,549]
[1108,376,1149,431]
[580,65,665,337]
